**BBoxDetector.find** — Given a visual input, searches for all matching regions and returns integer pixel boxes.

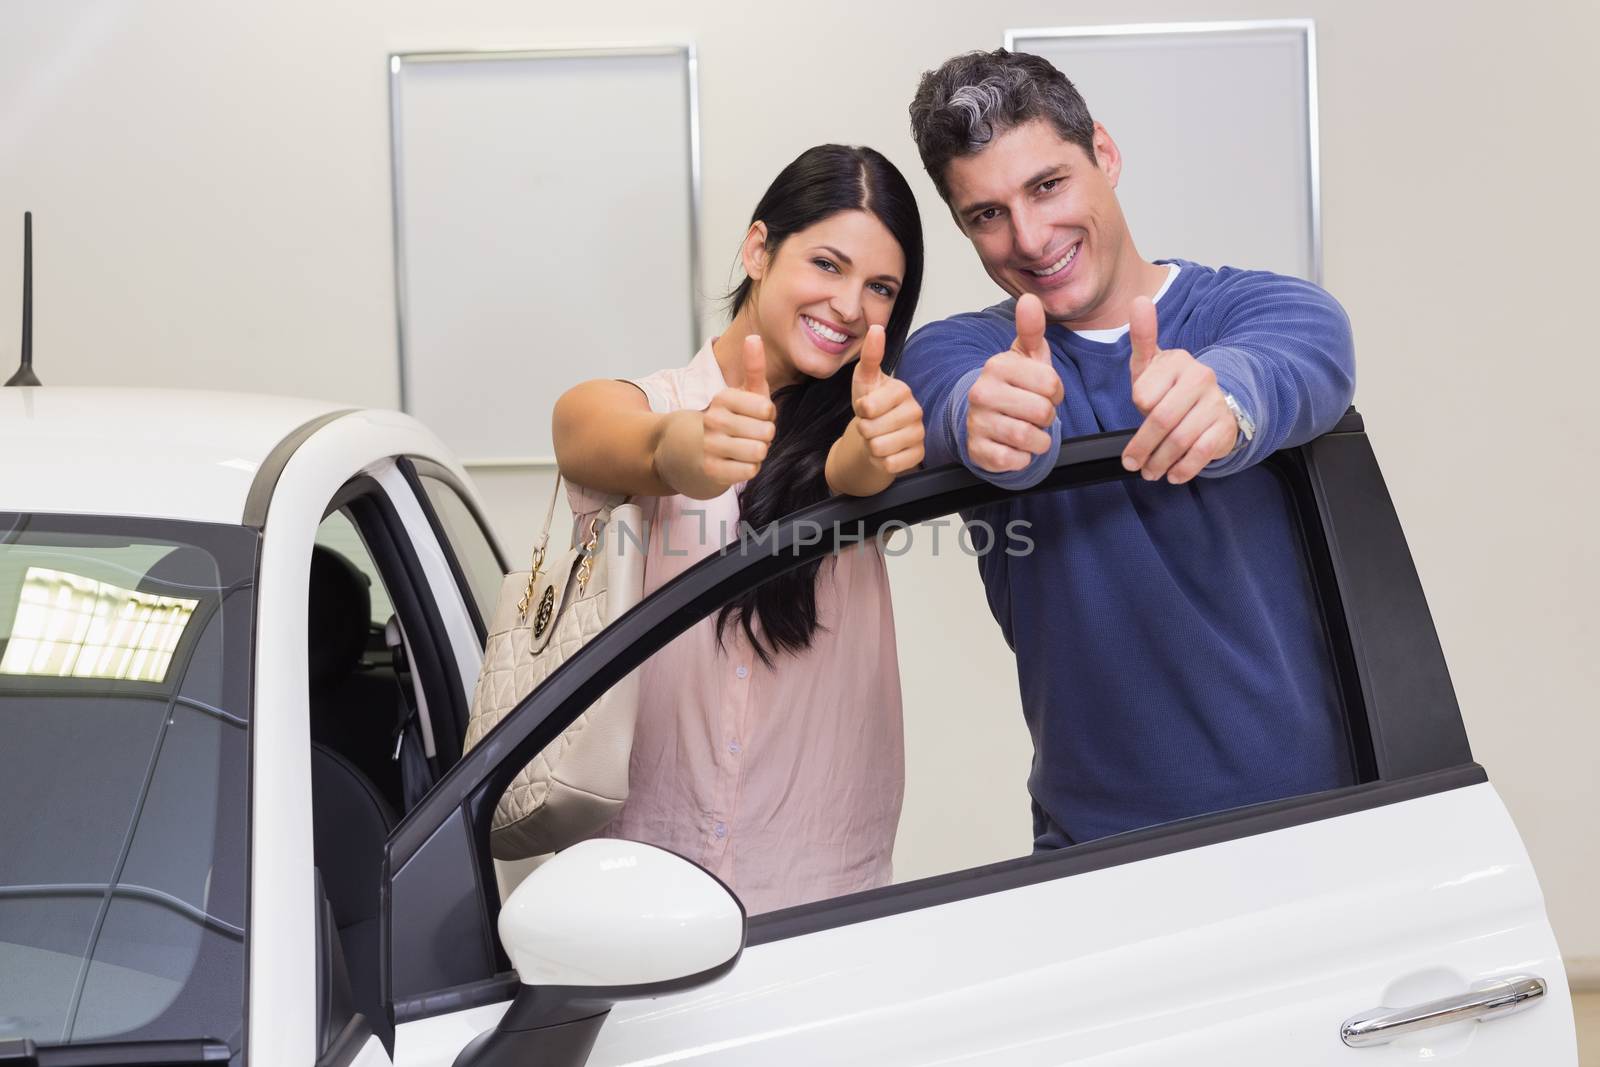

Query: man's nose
[1011,205,1051,262]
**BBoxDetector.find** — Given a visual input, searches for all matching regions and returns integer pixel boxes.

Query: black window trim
[323,475,473,769]
[380,411,1477,1015]
[394,457,510,646]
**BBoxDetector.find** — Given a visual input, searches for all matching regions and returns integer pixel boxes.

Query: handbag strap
[517,474,627,621]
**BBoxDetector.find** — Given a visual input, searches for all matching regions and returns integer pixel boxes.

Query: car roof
[1,386,353,526]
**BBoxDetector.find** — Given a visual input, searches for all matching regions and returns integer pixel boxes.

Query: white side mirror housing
[499,838,745,990]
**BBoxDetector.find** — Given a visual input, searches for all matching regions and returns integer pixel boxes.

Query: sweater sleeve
[900,314,1062,489]
[1195,273,1357,478]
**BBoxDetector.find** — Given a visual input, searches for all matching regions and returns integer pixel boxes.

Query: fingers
[1011,293,1049,362]
[742,334,770,397]
[971,360,1060,427]
[1141,400,1216,482]
[702,379,777,489]
[708,387,776,425]
[969,407,1054,457]
[853,324,886,397]
[1121,358,1226,479]
[968,435,1039,474]
[1164,420,1236,485]
[1128,296,1159,384]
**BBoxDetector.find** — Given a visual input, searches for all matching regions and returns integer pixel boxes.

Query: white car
[0,386,1579,1066]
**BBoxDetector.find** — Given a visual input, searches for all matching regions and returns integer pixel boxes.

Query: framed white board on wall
[1005,21,1321,283]
[388,45,702,466]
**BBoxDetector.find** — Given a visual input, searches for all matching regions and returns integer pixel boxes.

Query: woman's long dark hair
[716,144,924,666]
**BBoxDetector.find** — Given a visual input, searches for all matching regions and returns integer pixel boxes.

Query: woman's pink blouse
[567,342,904,914]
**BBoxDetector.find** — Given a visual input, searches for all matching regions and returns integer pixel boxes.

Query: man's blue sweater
[899,260,1358,848]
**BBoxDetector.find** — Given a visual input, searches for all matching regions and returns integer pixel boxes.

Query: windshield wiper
[0,1038,230,1066]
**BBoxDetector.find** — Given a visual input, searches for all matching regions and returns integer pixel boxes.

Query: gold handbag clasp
[516,541,549,622]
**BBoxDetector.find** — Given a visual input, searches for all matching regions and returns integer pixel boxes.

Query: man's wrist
[1222,392,1255,457]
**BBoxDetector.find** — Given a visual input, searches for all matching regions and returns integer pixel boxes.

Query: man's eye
[973,208,1000,225]
[813,258,840,273]
[1039,178,1061,193]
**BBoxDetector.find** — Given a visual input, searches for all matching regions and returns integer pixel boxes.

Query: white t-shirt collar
[1067,263,1181,344]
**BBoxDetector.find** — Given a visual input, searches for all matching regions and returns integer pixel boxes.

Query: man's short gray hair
[909,50,1097,202]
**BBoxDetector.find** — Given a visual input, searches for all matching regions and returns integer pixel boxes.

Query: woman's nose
[829,287,862,325]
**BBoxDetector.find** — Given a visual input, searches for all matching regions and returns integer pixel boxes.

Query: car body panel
[394,784,1575,1066]
[0,387,347,524]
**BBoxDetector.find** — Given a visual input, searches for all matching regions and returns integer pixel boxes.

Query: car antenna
[4,211,39,387]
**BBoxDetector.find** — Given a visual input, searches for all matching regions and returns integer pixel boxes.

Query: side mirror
[453,839,746,1067]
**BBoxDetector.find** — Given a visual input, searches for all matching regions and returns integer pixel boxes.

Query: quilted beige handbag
[464,476,645,860]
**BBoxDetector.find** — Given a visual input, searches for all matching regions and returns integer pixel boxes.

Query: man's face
[944,118,1133,328]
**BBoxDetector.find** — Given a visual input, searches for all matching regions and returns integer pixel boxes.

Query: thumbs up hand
[1120,296,1238,485]
[850,325,925,477]
[965,293,1065,473]
[699,333,779,491]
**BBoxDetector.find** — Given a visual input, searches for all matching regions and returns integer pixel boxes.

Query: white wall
[2,0,1596,972]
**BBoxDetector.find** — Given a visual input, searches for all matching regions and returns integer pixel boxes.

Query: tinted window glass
[418,477,504,626]
[0,514,255,1054]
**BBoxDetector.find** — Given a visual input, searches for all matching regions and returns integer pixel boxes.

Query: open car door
[379,415,1577,1066]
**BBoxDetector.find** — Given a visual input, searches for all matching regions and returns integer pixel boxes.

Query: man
[900,49,1357,849]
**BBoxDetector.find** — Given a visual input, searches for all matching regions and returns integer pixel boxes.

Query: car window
[0,513,255,1054]
[482,454,1359,917]
[415,474,504,629]
[314,509,395,626]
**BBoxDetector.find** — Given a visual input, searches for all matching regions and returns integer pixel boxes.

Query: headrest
[308,545,372,689]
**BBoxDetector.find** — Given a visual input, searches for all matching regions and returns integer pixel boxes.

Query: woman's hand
[826,325,925,496]
[655,335,777,499]
[851,325,925,477]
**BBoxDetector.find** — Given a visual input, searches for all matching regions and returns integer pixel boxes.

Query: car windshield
[0,513,257,1057]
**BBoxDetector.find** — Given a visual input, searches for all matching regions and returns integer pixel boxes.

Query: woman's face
[746,210,906,383]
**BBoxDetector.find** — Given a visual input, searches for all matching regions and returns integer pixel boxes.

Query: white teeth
[803,315,849,344]
[1029,244,1079,277]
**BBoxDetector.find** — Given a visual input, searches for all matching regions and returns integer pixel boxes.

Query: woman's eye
[870,282,895,298]
[813,258,840,273]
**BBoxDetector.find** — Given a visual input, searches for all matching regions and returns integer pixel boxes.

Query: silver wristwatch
[1222,392,1256,455]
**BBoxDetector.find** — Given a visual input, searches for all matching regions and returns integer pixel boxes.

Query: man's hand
[966,293,1064,473]
[851,325,924,476]
[1120,296,1238,485]
[698,334,778,490]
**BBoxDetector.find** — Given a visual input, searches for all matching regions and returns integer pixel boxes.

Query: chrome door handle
[1341,974,1547,1048]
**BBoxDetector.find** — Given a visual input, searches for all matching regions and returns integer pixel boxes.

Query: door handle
[1341,974,1546,1048]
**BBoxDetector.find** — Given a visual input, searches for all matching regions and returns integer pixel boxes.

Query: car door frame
[376,409,1492,1034]
[247,411,497,1067]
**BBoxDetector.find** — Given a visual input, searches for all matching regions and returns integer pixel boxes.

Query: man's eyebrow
[955,164,1071,218]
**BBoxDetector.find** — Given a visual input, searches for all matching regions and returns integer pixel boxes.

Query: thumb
[1128,296,1159,382]
[854,324,886,394]
[742,334,770,398]
[1012,293,1048,361]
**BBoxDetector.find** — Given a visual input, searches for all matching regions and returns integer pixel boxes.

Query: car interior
[306,486,470,1053]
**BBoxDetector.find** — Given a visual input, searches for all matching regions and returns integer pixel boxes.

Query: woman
[553,144,925,913]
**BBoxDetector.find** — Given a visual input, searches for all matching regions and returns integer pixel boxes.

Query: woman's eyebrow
[815,245,900,284]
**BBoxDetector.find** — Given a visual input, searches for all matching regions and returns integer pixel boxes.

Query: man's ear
[740,221,770,281]
[1092,122,1123,188]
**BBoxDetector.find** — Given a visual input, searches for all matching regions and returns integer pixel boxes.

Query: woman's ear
[740,222,770,281]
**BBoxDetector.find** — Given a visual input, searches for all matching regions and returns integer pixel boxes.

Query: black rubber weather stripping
[241,409,357,528]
